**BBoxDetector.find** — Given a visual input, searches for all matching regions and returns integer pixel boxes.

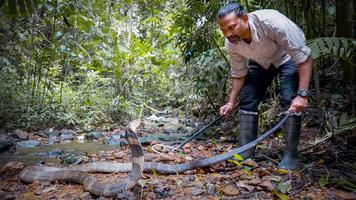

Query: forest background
[0,0,355,134]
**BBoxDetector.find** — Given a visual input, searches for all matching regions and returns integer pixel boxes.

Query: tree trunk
[335,0,356,114]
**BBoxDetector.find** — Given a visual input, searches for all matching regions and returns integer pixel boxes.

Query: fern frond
[307,37,355,66]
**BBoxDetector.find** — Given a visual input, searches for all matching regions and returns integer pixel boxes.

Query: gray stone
[60,133,74,141]
[35,130,51,138]
[207,183,216,195]
[17,140,40,148]
[13,129,28,140]
[60,129,77,135]
[0,141,14,152]
[48,136,58,145]
[191,188,205,196]
[107,135,127,146]
[86,131,103,140]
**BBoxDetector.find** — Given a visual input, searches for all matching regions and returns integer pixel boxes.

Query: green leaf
[227,159,241,166]
[233,153,244,161]
[273,189,289,200]
[151,169,160,177]
[319,177,329,187]
[277,180,292,194]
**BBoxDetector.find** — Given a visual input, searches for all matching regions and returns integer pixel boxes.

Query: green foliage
[308,37,356,65]
[0,0,355,131]
[0,0,38,16]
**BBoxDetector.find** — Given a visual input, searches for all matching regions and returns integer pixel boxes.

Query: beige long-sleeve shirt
[226,9,311,78]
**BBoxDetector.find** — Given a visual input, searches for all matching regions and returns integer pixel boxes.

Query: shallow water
[0,141,119,167]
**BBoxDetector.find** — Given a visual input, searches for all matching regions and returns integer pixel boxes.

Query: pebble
[13,129,28,140]
[17,140,40,148]
[207,183,216,195]
[86,131,103,140]
[60,133,73,141]
[191,188,205,196]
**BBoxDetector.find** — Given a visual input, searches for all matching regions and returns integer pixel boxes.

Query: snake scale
[19,113,290,197]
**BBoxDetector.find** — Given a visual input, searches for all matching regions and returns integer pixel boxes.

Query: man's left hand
[289,96,308,113]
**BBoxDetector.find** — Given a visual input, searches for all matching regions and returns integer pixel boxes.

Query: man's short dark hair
[217,2,247,19]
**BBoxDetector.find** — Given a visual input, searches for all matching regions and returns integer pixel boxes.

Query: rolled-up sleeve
[225,41,248,78]
[263,19,311,64]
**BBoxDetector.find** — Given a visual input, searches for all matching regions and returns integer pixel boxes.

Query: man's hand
[220,102,235,116]
[289,96,308,113]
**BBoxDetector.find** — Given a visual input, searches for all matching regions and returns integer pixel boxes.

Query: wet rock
[60,133,74,141]
[17,140,40,148]
[207,183,216,195]
[60,129,77,135]
[86,131,103,140]
[77,135,85,143]
[0,141,14,152]
[191,188,205,196]
[107,135,127,146]
[61,153,89,165]
[47,136,58,145]
[35,130,51,138]
[13,129,28,140]
[49,129,60,136]
[222,184,240,196]
[37,128,60,138]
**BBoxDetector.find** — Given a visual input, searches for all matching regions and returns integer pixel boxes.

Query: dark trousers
[239,59,299,112]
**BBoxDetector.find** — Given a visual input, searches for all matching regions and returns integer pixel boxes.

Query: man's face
[219,12,248,44]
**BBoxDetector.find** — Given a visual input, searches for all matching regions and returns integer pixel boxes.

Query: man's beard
[228,35,242,44]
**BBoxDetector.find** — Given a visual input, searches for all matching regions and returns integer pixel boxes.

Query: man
[218,2,313,170]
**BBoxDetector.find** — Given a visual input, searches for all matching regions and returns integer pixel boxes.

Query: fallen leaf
[272,189,289,200]
[236,181,254,192]
[335,190,356,200]
[242,159,259,168]
[222,184,240,196]
[262,175,282,182]
[259,180,274,191]
[277,180,292,194]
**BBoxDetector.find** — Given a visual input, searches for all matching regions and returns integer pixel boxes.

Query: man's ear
[241,14,248,22]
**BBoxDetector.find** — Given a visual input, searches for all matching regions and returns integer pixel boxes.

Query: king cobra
[19,113,290,197]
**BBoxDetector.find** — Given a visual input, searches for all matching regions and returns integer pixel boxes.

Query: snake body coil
[19,113,290,197]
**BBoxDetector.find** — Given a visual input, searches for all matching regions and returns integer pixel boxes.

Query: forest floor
[0,114,356,200]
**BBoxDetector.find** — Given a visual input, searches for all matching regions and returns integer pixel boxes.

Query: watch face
[298,90,308,97]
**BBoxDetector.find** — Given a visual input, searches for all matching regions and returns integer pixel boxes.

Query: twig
[259,153,279,165]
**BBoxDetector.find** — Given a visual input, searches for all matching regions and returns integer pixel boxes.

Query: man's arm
[297,56,313,90]
[220,76,245,116]
[289,56,313,112]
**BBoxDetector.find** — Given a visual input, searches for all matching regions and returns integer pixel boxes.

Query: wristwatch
[297,89,309,98]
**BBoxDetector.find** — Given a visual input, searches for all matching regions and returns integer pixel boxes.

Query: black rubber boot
[278,114,302,170]
[239,110,259,160]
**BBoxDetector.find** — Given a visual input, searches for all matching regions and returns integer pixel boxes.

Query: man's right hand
[219,102,235,116]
